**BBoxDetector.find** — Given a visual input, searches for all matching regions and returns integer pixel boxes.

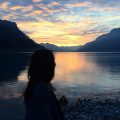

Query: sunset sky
[0,0,120,46]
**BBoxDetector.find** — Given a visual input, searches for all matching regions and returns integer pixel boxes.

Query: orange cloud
[33,10,42,14]
[36,4,45,8]
[2,14,16,20]
[43,7,66,13]
[10,5,24,10]
[49,1,60,6]
[17,20,102,46]
[32,0,42,2]
[0,2,9,9]
[36,3,66,13]
[9,5,33,12]
[66,2,91,7]
[44,8,61,13]
[20,5,33,12]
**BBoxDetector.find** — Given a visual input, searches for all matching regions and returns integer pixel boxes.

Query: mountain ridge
[78,28,120,52]
[0,19,44,52]
[40,43,82,52]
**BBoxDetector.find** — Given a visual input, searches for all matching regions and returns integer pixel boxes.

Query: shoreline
[61,92,120,120]
[63,97,120,120]
[0,92,120,120]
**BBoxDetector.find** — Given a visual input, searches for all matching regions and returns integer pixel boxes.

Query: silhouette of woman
[24,49,65,120]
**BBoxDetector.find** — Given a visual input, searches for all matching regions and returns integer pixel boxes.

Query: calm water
[0,52,120,99]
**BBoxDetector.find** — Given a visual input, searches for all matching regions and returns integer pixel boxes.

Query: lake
[0,52,120,99]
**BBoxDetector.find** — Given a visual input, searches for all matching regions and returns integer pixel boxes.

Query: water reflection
[0,52,120,98]
[53,53,120,97]
[0,53,31,98]
[17,69,28,82]
[0,53,30,82]
[54,53,103,85]
[91,53,120,74]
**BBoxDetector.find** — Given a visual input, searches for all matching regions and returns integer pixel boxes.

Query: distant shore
[0,91,120,120]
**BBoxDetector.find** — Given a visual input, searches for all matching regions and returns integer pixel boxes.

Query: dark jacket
[25,82,65,120]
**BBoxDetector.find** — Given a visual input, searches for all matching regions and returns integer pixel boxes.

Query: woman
[24,49,65,120]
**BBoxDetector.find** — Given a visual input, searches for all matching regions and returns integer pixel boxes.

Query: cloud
[0,0,120,46]
[0,1,9,9]
[43,7,64,13]
[2,14,16,20]
[10,5,25,10]
[51,1,59,5]
[32,10,42,14]
[49,1,60,6]
[36,3,66,14]
[92,0,120,7]
[65,1,91,7]
[17,20,102,46]
[32,0,42,2]
[20,5,33,12]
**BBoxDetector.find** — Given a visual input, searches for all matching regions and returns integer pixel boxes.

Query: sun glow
[17,21,102,46]
[1,0,120,46]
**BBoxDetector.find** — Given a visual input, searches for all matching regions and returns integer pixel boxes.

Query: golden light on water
[18,53,99,85]
[17,69,28,82]
[53,53,101,85]
[16,52,120,96]
[54,52,97,72]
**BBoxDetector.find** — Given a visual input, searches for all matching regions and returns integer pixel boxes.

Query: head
[24,49,56,103]
[28,49,55,82]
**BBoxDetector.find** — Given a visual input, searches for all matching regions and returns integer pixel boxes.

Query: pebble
[62,98,120,120]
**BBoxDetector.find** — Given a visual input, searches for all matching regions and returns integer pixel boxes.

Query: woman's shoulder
[33,82,52,97]
[34,82,49,92]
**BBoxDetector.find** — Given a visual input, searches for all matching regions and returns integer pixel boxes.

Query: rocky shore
[0,92,120,120]
[62,93,120,120]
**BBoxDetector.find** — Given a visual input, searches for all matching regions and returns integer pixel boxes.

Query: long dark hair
[23,49,56,103]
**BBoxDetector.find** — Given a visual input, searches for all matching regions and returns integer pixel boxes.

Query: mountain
[0,19,44,52]
[40,43,63,52]
[60,45,82,52]
[40,43,82,52]
[78,28,120,52]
